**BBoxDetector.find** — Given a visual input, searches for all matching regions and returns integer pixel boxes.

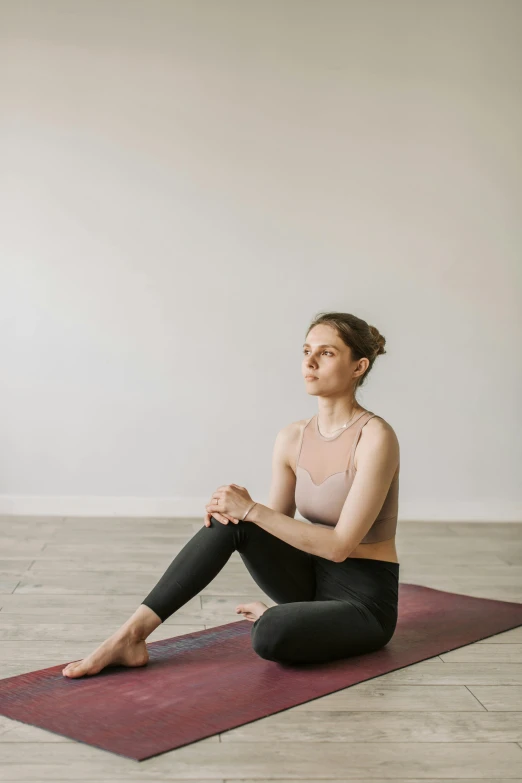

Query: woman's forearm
[246,502,338,561]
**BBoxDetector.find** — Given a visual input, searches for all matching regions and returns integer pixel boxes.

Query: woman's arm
[246,424,337,561]
[247,502,338,561]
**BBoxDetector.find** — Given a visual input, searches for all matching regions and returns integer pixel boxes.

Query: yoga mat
[1,582,522,761]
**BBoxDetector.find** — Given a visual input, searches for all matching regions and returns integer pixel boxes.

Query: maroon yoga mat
[1,582,522,762]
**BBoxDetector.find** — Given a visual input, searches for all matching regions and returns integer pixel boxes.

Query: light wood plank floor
[1,516,522,782]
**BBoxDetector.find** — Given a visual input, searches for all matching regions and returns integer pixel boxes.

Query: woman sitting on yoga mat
[62,311,400,677]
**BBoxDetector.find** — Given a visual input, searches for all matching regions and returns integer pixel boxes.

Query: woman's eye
[303,350,332,356]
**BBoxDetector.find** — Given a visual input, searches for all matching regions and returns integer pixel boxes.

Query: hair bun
[369,325,386,356]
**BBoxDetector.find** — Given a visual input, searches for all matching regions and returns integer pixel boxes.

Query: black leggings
[141,517,400,665]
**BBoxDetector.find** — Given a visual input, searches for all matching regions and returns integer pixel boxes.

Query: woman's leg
[141,516,316,622]
[63,516,316,678]
[252,557,400,664]
[252,597,397,664]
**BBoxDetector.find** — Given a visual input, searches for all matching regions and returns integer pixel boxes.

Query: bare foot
[62,631,149,678]
[235,601,269,622]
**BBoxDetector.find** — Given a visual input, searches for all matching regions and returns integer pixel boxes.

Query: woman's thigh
[226,518,316,605]
[251,598,391,664]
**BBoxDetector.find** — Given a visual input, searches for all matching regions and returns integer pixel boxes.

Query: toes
[63,660,87,677]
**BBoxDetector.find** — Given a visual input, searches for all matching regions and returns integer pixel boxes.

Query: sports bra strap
[348,412,377,468]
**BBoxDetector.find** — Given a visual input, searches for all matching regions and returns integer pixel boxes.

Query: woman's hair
[305,311,386,392]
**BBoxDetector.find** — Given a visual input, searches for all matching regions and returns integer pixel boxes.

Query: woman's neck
[317,403,365,436]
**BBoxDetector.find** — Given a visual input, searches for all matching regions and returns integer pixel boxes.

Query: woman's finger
[204,512,239,527]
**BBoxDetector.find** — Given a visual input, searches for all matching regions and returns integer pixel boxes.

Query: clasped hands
[204,483,255,528]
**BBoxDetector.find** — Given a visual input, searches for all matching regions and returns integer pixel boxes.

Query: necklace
[317,407,361,437]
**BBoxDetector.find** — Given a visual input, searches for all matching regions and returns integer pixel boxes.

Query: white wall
[1,0,520,521]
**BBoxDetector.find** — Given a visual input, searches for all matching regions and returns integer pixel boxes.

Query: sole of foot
[62,634,149,678]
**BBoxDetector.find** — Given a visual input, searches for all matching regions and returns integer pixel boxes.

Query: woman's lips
[305,376,318,380]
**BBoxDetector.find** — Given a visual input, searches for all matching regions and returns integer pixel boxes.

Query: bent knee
[209,516,248,531]
[251,610,287,661]
[252,634,280,661]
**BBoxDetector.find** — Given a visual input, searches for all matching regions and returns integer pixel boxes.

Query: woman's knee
[251,608,288,662]
[208,516,260,551]
[251,605,397,663]
[209,516,248,533]
[207,516,245,541]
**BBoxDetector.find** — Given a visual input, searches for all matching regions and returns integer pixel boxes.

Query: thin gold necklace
[317,407,362,437]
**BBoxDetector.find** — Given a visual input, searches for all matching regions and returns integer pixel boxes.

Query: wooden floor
[1,516,522,781]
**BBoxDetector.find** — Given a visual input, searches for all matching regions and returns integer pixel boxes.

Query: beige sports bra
[294,411,399,544]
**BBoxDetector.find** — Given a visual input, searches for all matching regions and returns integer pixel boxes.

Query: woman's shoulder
[276,418,309,455]
[279,416,314,438]
[366,412,395,432]
[356,413,400,470]
[276,417,314,467]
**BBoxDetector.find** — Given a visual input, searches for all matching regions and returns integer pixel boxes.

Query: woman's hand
[204,484,255,527]
[203,510,238,527]
[203,483,241,527]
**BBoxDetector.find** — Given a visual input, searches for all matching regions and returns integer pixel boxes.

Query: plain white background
[0,0,520,521]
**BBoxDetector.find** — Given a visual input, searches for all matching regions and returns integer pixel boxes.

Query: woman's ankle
[118,604,163,641]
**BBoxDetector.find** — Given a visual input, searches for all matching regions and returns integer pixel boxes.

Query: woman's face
[302,325,350,394]
[302,325,368,396]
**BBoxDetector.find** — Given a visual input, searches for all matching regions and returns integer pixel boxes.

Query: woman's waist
[348,537,399,565]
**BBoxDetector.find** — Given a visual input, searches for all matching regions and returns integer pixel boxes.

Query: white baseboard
[0,496,521,522]
[0,496,212,518]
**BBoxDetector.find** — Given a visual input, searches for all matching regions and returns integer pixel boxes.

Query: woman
[62,311,400,677]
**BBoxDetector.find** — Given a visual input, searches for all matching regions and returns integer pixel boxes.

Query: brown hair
[305,311,386,392]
